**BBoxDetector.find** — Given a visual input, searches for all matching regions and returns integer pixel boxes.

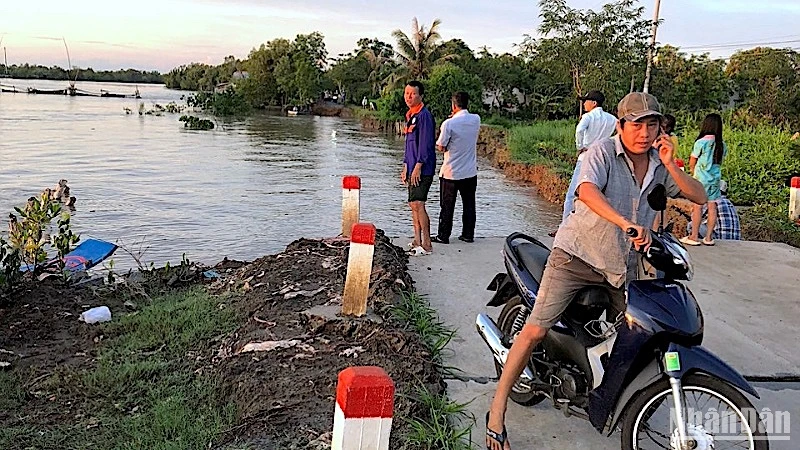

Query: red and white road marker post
[333,366,394,450]
[342,223,376,316]
[790,177,800,221]
[342,176,361,238]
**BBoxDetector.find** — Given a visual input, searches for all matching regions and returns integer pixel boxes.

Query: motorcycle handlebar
[626,227,639,238]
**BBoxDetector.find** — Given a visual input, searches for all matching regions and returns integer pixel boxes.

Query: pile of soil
[209,231,442,448]
[0,231,443,449]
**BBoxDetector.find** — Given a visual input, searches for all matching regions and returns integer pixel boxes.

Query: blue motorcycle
[476,185,769,449]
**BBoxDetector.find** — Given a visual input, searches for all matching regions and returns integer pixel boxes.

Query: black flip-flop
[485,411,508,449]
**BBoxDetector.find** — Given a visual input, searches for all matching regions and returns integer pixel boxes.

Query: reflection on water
[0,79,560,269]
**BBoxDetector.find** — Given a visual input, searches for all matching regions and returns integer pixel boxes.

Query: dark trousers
[437,176,477,240]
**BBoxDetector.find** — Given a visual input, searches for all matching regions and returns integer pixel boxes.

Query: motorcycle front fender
[598,343,759,436]
[486,273,518,307]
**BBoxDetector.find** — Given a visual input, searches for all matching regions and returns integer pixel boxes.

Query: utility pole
[642,0,662,93]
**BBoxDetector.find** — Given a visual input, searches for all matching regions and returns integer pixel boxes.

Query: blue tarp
[20,238,118,273]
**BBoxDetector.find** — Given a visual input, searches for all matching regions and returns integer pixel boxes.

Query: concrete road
[401,236,800,449]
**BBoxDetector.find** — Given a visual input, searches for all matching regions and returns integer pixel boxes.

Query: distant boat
[27,87,68,95]
[12,86,140,98]
[286,106,308,116]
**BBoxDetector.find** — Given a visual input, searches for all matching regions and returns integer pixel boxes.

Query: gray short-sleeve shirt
[553,136,680,288]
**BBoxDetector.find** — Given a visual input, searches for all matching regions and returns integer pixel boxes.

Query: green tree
[328,54,371,103]
[240,38,292,107]
[433,39,477,73]
[425,64,483,120]
[522,0,650,116]
[356,39,399,97]
[270,34,327,105]
[356,38,395,59]
[726,47,800,124]
[649,45,729,112]
[392,17,444,80]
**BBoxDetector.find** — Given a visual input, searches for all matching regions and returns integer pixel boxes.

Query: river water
[0,79,560,269]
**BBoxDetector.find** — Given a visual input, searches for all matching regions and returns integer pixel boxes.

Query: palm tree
[391,17,443,80]
[359,48,391,97]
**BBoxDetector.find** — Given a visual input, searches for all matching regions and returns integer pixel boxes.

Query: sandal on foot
[485,411,508,449]
[702,238,715,246]
[407,246,432,257]
[680,236,702,246]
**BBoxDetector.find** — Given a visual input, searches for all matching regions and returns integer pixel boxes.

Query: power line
[679,34,800,50]
[715,47,800,61]
[681,38,800,52]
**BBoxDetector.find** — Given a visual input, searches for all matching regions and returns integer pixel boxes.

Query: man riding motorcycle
[485,92,708,450]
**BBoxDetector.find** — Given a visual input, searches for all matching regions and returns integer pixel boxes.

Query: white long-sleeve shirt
[575,107,617,150]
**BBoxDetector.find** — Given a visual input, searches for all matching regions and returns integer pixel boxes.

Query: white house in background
[215,71,250,93]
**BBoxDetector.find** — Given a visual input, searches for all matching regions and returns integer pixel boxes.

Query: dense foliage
[0,64,162,83]
[155,1,800,128]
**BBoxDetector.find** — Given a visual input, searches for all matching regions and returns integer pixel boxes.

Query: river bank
[0,232,453,449]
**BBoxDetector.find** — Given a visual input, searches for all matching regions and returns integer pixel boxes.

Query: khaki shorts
[527,248,626,329]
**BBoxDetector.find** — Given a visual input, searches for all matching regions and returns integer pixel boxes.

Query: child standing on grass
[682,113,727,246]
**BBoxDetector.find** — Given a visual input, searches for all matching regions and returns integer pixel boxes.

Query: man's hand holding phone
[655,133,675,167]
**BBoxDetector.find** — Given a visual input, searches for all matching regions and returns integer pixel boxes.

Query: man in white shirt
[431,92,481,244]
[561,90,618,222]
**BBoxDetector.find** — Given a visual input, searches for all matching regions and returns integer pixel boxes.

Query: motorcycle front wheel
[495,295,546,406]
[621,373,769,450]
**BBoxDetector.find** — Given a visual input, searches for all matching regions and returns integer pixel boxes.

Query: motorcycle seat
[515,241,551,284]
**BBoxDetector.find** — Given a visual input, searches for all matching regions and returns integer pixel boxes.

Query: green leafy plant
[179,115,215,130]
[52,212,80,280]
[0,236,22,294]
[4,190,81,287]
[8,192,62,273]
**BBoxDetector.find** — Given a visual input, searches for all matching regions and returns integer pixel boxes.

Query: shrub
[376,88,406,122]
[179,115,215,130]
[673,122,799,206]
[2,191,81,290]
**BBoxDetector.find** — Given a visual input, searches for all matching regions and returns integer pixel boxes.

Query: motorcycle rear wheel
[621,373,769,450]
[495,295,547,406]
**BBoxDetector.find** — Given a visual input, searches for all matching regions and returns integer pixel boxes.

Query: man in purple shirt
[401,80,436,255]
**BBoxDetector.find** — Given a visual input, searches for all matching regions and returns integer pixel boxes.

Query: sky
[1,0,799,73]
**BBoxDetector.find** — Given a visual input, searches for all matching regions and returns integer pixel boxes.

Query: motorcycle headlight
[663,240,694,280]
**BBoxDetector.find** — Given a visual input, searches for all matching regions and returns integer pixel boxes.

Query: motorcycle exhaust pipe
[476,313,536,383]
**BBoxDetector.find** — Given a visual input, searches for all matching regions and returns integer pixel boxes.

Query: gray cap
[617,92,662,121]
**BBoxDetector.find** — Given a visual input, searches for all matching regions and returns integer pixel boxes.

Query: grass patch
[403,383,474,450]
[507,120,577,178]
[741,203,800,248]
[391,291,473,449]
[0,287,239,450]
[0,371,25,412]
[391,291,455,366]
[674,123,799,206]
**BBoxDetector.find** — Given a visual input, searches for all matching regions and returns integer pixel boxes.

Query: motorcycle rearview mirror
[648,184,668,234]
